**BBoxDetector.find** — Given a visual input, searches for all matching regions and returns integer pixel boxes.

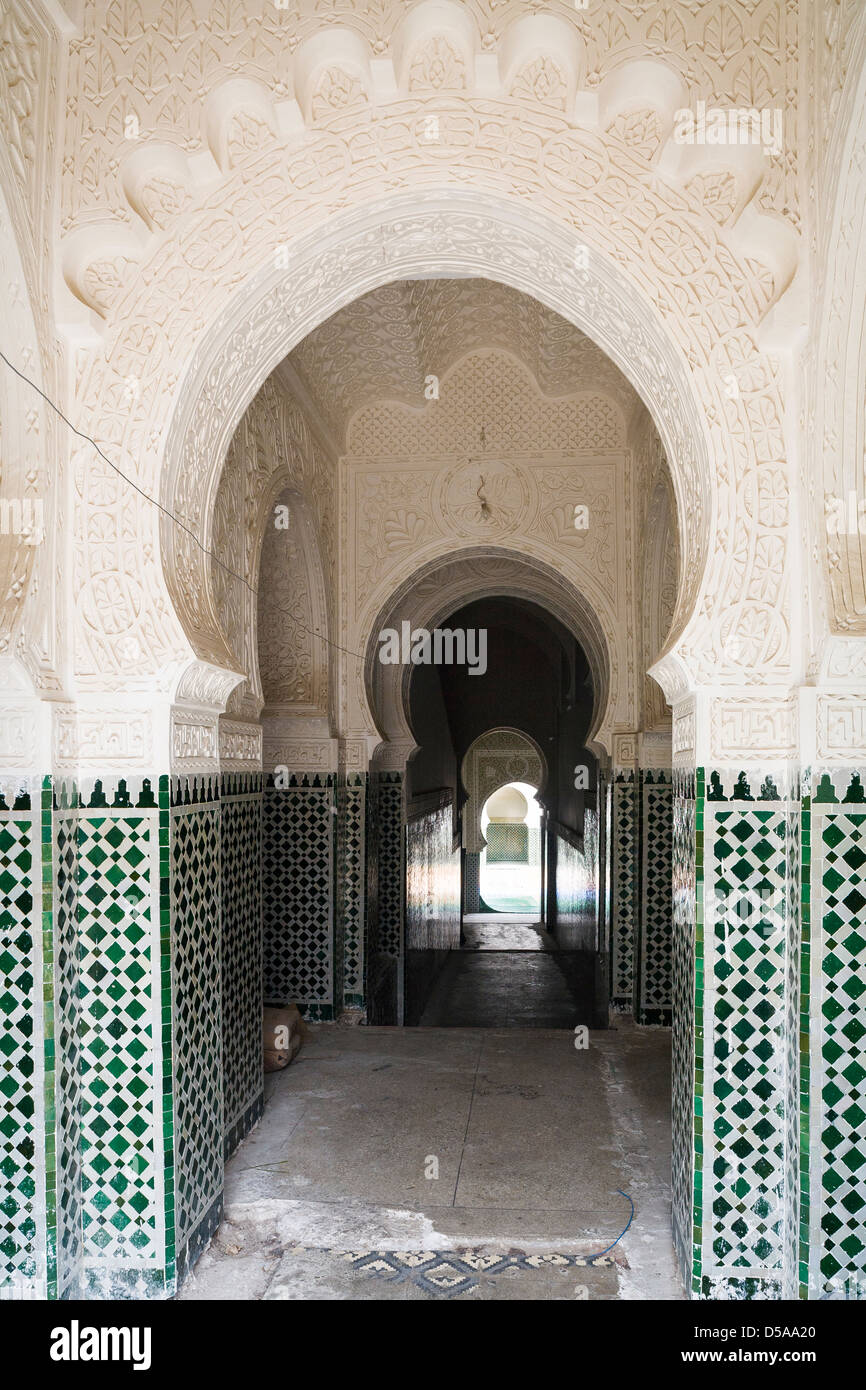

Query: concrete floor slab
[418,950,595,1027]
[181,1018,683,1301]
[461,916,554,951]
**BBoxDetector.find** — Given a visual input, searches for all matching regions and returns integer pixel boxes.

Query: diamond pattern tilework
[705,802,789,1280]
[783,789,802,1299]
[611,775,637,1004]
[75,812,163,1270]
[262,780,334,1017]
[671,768,698,1289]
[637,773,673,1023]
[10,741,861,1304]
[220,780,262,1153]
[377,774,403,960]
[811,796,866,1294]
[463,850,480,914]
[333,786,345,1016]
[171,799,223,1249]
[337,776,366,1007]
[53,801,83,1299]
[0,806,43,1294]
[799,772,812,1300]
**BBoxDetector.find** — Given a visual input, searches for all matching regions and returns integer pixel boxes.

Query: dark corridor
[393,591,607,1030]
[419,915,598,1028]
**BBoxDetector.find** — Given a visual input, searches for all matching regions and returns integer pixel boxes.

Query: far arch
[460,727,547,853]
[361,546,612,764]
[149,187,746,703]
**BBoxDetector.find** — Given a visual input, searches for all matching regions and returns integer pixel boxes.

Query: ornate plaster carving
[218,718,262,771]
[290,277,639,447]
[362,547,613,760]
[1,0,830,782]
[460,727,546,852]
[58,81,794,705]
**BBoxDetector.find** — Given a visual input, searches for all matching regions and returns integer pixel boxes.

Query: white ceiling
[283,277,643,448]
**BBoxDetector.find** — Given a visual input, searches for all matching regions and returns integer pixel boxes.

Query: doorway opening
[479,780,542,914]
[206,265,682,1298]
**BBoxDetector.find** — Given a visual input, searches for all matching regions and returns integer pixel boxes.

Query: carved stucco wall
[209,371,336,771]
[0,0,65,773]
[59,1,801,237]
[12,0,808,779]
[461,729,545,854]
[341,341,636,753]
[288,276,642,446]
[257,491,328,717]
[2,0,864,772]
[804,5,866,677]
[633,407,680,734]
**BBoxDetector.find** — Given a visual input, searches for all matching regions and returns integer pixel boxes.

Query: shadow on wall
[553,813,607,1028]
[404,797,461,1025]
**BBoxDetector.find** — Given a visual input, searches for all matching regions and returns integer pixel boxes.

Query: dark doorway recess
[403,595,606,1028]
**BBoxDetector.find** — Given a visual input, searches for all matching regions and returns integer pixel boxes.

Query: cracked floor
[180,1016,683,1301]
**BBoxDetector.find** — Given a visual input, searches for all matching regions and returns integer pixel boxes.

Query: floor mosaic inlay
[303,1247,624,1299]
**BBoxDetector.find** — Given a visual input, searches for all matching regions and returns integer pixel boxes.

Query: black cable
[0,347,367,663]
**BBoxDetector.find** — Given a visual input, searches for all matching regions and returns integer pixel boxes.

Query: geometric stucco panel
[48,9,799,703]
[461,728,546,852]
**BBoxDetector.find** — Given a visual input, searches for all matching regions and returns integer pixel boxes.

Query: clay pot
[263,1004,306,1071]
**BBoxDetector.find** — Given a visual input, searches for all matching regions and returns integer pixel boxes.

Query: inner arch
[162,191,706,686]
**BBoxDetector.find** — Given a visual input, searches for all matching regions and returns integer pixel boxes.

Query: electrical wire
[0,346,368,664]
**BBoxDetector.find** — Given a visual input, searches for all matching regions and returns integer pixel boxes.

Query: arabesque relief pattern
[11,0,803,733]
[343,345,636,747]
[2,0,866,1310]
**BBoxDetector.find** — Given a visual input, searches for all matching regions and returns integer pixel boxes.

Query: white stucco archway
[66,162,794,745]
[460,728,547,855]
[158,190,715,700]
[362,546,611,763]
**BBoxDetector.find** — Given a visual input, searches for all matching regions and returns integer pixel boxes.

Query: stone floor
[461,913,554,950]
[420,914,595,1027]
[181,1017,682,1301]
